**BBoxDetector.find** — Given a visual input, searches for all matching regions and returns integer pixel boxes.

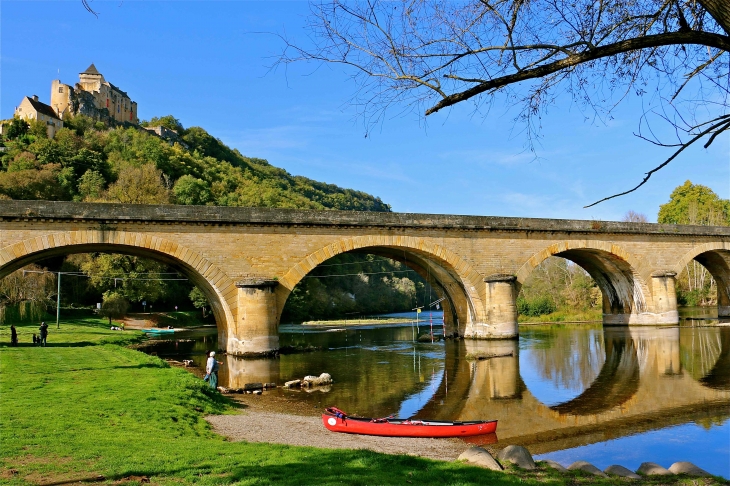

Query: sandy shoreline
[205,394,471,462]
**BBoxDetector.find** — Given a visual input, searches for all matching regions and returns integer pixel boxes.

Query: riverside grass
[0,319,725,485]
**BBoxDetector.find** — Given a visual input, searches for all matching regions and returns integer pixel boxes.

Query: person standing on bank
[39,321,48,347]
[205,351,219,390]
[10,325,18,346]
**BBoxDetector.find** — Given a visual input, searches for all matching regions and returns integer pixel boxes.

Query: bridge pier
[604,271,679,325]
[464,274,518,339]
[228,278,280,356]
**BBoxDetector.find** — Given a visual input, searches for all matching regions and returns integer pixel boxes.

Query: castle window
[58,86,63,93]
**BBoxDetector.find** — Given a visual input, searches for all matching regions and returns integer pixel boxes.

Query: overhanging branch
[425,31,730,115]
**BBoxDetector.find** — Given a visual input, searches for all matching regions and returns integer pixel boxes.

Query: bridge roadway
[2,200,730,355]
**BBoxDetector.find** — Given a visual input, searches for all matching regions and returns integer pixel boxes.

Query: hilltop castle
[11,63,138,137]
[52,63,138,125]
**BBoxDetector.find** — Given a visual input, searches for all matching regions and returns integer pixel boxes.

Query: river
[140,309,730,478]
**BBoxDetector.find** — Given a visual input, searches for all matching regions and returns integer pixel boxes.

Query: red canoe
[322,407,497,438]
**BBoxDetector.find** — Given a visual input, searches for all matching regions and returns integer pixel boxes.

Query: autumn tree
[279,0,730,205]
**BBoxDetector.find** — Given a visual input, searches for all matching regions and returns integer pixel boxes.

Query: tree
[77,253,169,304]
[173,175,212,205]
[104,164,171,204]
[143,115,184,133]
[279,0,730,205]
[99,292,130,326]
[622,210,649,223]
[0,265,56,323]
[77,169,106,201]
[658,180,729,225]
[189,287,210,318]
[4,118,29,140]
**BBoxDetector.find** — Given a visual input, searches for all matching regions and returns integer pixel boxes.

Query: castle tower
[78,63,105,91]
[50,79,73,118]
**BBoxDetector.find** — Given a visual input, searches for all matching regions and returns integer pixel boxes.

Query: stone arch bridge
[1,201,729,355]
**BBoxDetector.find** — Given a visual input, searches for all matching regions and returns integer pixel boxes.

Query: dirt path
[205,395,470,462]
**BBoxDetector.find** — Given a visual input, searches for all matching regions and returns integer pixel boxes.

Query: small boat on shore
[322,407,497,438]
[142,328,175,334]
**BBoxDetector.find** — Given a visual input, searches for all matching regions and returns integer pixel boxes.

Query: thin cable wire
[303,269,416,279]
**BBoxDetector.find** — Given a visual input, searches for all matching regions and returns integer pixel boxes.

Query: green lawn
[0,319,725,485]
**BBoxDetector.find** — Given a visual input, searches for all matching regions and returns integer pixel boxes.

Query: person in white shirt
[205,351,219,390]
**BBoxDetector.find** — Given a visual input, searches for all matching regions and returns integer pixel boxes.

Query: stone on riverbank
[604,465,641,479]
[284,379,301,388]
[244,382,264,391]
[539,460,567,473]
[458,447,503,471]
[668,462,711,477]
[567,461,607,477]
[302,373,332,387]
[497,445,535,470]
[637,462,672,475]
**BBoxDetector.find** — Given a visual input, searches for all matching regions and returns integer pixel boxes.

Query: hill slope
[0,114,390,211]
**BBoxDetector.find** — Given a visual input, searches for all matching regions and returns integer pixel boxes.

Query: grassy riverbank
[518,308,602,324]
[0,319,725,485]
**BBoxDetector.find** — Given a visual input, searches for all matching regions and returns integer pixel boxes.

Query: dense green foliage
[281,253,428,323]
[658,181,730,226]
[517,258,601,321]
[0,114,391,211]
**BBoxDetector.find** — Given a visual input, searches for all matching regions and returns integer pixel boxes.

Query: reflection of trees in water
[680,328,723,381]
[527,329,605,393]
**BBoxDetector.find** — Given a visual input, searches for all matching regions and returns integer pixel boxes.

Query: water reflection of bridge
[219,326,729,453]
[431,327,730,453]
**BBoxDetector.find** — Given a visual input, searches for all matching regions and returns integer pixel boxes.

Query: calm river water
[142,309,730,478]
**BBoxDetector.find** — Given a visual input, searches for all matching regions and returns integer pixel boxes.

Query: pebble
[539,460,567,473]
[567,461,607,477]
[604,464,641,479]
[458,446,503,471]
[668,461,711,477]
[637,462,672,475]
[497,445,535,470]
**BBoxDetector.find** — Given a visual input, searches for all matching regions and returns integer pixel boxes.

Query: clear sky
[2,1,728,221]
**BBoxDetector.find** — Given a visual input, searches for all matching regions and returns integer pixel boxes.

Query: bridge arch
[674,242,730,316]
[278,236,486,336]
[516,241,650,322]
[0,230,237,344]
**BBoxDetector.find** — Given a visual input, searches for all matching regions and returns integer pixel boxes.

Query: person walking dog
[39,321,48,347]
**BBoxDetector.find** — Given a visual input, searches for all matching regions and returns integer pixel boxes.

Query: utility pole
[56,272,61,329]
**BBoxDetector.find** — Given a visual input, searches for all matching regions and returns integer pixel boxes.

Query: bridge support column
[464,274,518,339]
[648,271,679,324]
[604,271,679,325]
[228,278,280,356]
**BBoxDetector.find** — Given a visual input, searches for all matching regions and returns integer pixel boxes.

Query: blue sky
[2,1,728,221]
